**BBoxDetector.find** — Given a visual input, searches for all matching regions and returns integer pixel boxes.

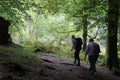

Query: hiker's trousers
[88,55,99,72]
[74,47,81,64]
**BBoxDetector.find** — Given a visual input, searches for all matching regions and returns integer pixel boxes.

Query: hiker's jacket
[85,42,94,56]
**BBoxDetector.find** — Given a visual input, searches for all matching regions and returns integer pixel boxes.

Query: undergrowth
[27,41,106,66]
[0,46,43,79]
[21,41,118,67]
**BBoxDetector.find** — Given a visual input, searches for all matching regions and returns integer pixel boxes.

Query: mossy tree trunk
[82,15,88,51]
[0,17,11,45]
[106,0,119,70]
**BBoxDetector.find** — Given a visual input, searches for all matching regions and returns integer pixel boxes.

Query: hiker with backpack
[71,35,83,66]
[85,38,100,76]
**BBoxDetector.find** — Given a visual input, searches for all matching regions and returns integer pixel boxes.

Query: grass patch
[0,46,43,78]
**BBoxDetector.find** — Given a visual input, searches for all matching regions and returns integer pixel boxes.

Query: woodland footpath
[0,48,120,80]
[24,52,120,80]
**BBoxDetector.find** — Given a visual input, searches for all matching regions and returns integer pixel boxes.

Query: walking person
[71,35,83,66]
[85,38,100,78]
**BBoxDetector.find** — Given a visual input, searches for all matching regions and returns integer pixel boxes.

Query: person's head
[72,35,76,39]
[89,38,94,42]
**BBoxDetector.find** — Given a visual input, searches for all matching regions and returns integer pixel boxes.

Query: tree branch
[73,0,77,4]
[56,29,77,33]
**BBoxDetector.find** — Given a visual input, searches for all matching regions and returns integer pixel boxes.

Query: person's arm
[84,43,90,60]
[71,39,76,51]
[71,44,76,51]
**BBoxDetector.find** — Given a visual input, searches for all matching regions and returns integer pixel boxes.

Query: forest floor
[0,52,120,80]
[24,52,120,80]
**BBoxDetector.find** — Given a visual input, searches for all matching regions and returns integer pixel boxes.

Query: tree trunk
[106,0,119,70]
[0,17,11,45]
[82,15,88,51]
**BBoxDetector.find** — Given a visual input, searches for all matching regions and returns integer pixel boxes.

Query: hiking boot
[90,72,97,79]
[73,61,76,64]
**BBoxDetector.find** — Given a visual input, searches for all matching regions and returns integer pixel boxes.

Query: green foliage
[52,46,74,60]
[24,40,74,60]
[34,42,61,54]
[0,0,42,27]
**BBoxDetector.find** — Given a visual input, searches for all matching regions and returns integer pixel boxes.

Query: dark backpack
[92,43,100,54]
[76,38,83,47]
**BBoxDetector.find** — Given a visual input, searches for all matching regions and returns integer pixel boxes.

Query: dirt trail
[27,52,120,80]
